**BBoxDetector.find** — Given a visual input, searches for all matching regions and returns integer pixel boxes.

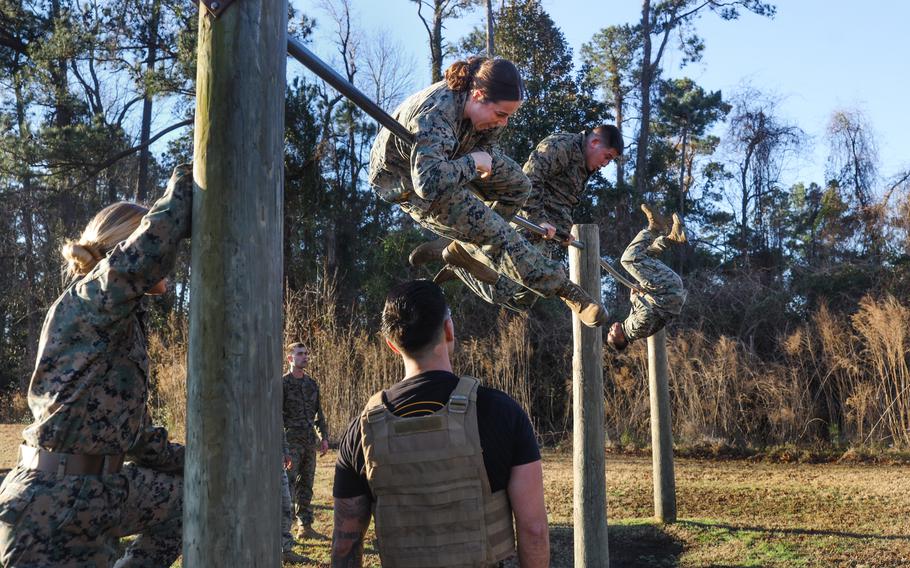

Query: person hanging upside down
[607,204,688,350]
[369,55,607,327]
[433,125,623,313]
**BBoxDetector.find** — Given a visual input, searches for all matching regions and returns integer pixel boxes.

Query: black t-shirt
[333,371,541,498]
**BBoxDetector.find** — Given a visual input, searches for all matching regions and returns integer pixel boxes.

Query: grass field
[2,424,908,567]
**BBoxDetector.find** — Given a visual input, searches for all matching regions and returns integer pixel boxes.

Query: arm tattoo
[332,495,372,568]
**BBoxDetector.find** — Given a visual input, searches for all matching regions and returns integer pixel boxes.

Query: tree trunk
[50,0,71,128]
[431,2,444,82]
[14,65,39,391]
[485,0,495,57]
[136,0,161,202]
[635,0,652,200]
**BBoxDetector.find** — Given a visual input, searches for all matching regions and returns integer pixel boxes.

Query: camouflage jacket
[368,81,506,204]
[21,165,192,473]
[282,372,329,446]
[521,132,590,233]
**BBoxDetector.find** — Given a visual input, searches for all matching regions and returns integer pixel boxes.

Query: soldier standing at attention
[0,165,192,567]
[607,205,688,350]
[283,342,329,540]
[370,55,607,327]
[331,280,549,568]
[436,125,624,312]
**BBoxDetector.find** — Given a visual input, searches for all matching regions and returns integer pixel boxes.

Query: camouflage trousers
[620,229,687,343]
[399,153,569,298]
[280,469,293,551]
[286,441,318,527]
[0,463,182,567]
[453,235,561,313]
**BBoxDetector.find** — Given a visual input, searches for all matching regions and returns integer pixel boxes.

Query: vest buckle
[448,394,469,413]
[367,405,387,423]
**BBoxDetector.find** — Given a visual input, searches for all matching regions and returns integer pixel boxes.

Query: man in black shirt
[332,280,549,567]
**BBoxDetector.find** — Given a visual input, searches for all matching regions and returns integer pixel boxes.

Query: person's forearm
[331,495,371,568]
[516,521,550,568]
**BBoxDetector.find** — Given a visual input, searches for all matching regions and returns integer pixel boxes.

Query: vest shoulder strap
[448,375,479,413]
[362,389,388,424]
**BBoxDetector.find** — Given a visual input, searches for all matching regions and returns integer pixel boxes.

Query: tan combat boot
[433,266,458,284]
[557,281,608,327]
[408,236,451,267]
[441,242,499,284]
[667,213,687,244]
[640,203,670,234]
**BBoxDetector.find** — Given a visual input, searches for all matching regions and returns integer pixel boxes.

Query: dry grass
[144,288,910,451]
[0,390,30,424]
[281,450,910,568]
[0,432,906,567]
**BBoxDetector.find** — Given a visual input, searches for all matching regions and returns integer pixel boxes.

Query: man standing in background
[283,341,330,540]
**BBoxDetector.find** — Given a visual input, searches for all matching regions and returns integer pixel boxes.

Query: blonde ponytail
[62,202,148,279]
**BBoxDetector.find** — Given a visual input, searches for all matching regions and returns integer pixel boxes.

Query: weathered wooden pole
[186,0,287,565]
[570,224,609,567]
[648,328,677,522]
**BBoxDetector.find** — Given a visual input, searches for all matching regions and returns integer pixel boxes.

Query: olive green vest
[360,376,516,567]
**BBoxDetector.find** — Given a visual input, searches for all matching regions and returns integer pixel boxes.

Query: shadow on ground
[549,522,684,567]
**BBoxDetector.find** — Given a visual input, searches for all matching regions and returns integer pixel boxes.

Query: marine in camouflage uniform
[454,131,603,312]
[282,369,328,530]
[0,165,192,567]
[618,228,687,343]
[369,81,570,299]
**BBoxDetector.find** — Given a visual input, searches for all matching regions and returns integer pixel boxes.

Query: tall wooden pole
[186,1,287,565]
[648,328,677,522]
[570,224,609,567]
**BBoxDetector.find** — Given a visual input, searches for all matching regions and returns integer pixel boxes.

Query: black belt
[18,445,125,476]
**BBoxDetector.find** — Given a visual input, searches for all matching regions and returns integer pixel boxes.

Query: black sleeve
[476,387,541,492]
[332,415,371,499]
[509,399,541,468]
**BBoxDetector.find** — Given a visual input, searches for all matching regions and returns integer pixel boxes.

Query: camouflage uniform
[280,430,293,551]
[0,165,192,567]
[282,372,328,528]
[369,81,569,298]
[454,132,590,312]
[620,229,687,342]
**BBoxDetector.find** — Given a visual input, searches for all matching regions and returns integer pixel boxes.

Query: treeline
[2,0,909,447]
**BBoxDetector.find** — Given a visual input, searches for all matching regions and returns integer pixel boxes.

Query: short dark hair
[382,280,449,356]
[606,324,629,352]
[286,341,306,353]
[588,124,623,154]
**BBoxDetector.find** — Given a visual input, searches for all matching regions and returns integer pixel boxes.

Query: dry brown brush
[145,287,910,449]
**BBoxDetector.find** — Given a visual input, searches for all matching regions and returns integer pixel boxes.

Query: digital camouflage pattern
[283,372,327,527]
[281,469,294,550]
[453,131,591,311]
[0,165,192,566]
[521,131,589,235]
[620,229,687,342]
[369,81,570,298]
[0,463,182,567]
[282,373,328,447]
[280,429,294,550]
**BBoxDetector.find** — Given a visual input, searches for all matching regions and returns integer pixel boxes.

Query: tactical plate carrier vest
[360,376,516,567]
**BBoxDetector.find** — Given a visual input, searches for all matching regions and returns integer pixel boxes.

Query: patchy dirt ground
[2,428,908,567]
[0,423,23,473]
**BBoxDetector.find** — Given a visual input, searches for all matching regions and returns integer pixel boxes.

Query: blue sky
[294,0,910,191]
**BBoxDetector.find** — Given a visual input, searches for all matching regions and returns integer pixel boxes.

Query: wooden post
[186,1,287,566]
[648,328,677,522]
[570,224,609,567]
